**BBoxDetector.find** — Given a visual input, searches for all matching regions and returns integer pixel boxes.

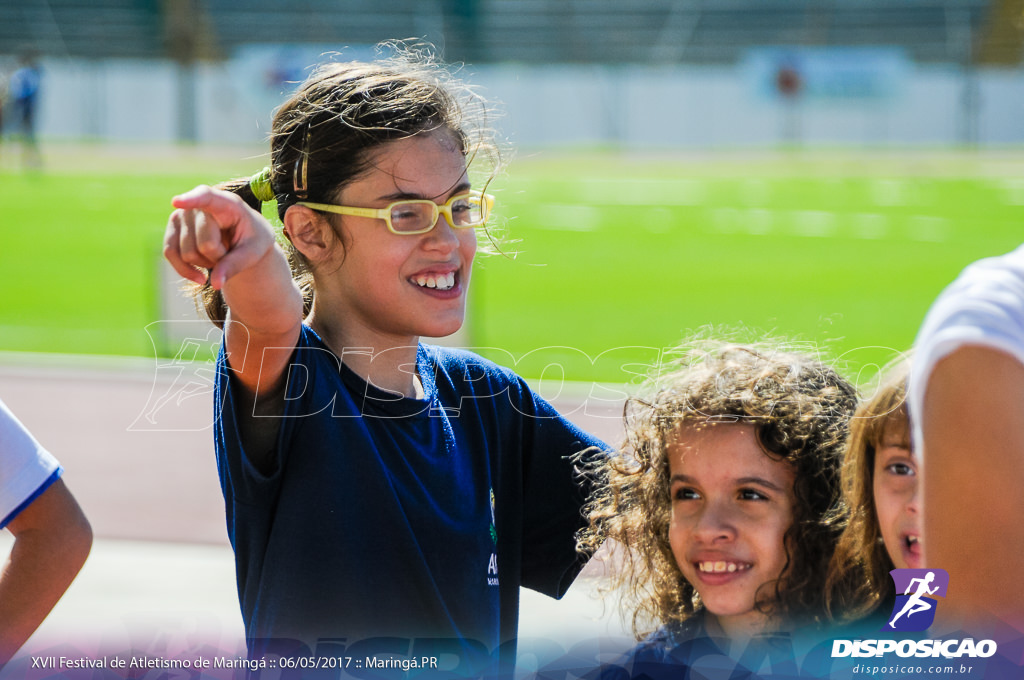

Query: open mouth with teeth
[413,272,456,291]
[900,533,923,568]
[697,561,753,574]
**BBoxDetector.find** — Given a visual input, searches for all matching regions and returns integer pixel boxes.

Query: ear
[283,205,336,264]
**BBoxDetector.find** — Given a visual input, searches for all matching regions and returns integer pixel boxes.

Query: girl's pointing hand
[164,185,277,290]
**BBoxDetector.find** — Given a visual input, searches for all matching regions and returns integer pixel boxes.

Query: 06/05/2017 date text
[278,656,440,672]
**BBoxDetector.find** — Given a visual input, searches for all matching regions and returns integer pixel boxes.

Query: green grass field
[2,144,1022,384]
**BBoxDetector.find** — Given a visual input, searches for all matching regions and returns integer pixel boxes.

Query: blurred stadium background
[1,1,1024,672]
[2,0,1024,383]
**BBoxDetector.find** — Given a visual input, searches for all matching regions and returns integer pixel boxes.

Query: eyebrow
[670,474,786,492]
[378,181,472,203]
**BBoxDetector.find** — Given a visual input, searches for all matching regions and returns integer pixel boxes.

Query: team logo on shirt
[487,488,499,586]
[489,488,497,545]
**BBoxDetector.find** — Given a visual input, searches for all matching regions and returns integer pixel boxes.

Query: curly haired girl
[579,341,858,676]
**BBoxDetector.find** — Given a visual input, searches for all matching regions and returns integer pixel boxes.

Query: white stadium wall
[31,56,1024,149]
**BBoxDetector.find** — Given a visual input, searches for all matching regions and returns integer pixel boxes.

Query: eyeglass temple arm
[295,203,386,219]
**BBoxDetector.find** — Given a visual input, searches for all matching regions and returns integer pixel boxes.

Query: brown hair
[824,355,912,622]
[578,340,858,639]
[195,41,503,326]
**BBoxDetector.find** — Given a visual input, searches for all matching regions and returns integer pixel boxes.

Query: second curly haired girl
[579,340,859,677]
[825,356,916,625]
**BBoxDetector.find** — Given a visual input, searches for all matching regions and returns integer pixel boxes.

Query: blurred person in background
[8,52,42,169]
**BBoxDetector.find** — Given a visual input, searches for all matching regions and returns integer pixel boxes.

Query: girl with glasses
[577,341,858,678]
[163,43,607,674]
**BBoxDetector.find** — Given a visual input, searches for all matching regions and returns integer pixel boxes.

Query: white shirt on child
[910,243,1024,449]
[0,398,61,528]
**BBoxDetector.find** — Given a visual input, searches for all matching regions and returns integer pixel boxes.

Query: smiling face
[668,422,797,639]
[311,130,478,346]
[873,430,921,569]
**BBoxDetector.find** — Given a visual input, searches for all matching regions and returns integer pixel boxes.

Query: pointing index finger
[171,186,250,231]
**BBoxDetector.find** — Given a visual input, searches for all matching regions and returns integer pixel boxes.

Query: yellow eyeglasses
[297,190,494,235]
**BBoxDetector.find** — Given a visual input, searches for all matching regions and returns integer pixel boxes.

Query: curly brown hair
[579,340,858,639]
[824,355,912,623]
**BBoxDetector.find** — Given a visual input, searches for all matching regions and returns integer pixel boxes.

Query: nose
[692,501,737,544]
[422,213,464,253]
[907,483,921,515]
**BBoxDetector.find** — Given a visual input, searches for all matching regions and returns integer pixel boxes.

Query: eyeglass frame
[296,190,495,236]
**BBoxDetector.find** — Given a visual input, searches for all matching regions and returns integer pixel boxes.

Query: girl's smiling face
[668,422,796,639]
[313,129,478,346]
[873,432,921,569]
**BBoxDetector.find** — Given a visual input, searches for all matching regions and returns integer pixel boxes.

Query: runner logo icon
[884,568,949,632]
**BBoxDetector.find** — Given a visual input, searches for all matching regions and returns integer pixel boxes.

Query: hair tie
[249,167,275,203]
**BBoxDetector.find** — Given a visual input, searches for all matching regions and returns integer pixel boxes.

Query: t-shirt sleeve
[910,245,1024,448]
[0,398,62,528]
[214,325,321,503]
[512,378,610,598]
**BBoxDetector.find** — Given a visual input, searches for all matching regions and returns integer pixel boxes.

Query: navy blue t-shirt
[593,615,885,680]
[214,325,607,671]
[594,617,803,680]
